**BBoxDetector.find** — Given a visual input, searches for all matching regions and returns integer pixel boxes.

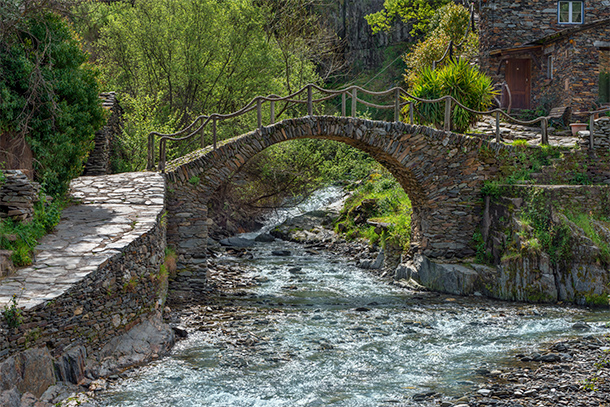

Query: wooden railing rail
[147,83,571,172]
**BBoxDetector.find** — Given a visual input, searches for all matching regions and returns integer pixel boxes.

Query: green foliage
[0,197,62,267]
[2,293,23,329]
[565,213,610,264]
[403,3,479,85]
[111,93,181,172]
[188,176,201,186]
[519,189,572,265]
[406,59,496,133]
[481,181,501,199]
[472,230,493,265]
[0,12,105,196]
[234,139,376,209]
[335,167,412,250]
[365,0,452,35]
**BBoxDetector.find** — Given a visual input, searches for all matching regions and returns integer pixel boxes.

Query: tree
[365,0,452,36]
[0,6,104,196]
[403,2,478,85]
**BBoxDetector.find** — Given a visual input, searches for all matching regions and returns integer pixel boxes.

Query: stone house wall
[478,0,610,112]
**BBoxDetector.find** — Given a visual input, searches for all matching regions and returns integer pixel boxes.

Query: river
[97,189,610,407]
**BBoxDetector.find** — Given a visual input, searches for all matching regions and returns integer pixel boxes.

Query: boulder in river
[272,250,291,256]
[254,233,275,243]
[219,237,254,247]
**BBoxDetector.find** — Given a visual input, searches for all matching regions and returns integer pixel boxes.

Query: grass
[0,196,63,267]
[334,165,412,250]
[565,212,610,264]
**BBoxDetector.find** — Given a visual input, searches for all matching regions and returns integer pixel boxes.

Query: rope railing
[147,82,565,172]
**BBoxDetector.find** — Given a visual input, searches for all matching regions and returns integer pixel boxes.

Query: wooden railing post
[257,99,262,129]
[590,114,596,149]
[495,111,501,142]
[394,88,400,122]
[270,100,275,125]
[409,102,414,124]
[541,118,548,146]
[158,138,166,172]
[351,88,357,117]
[200,117,205,148]
[307,84,313,116]
[341,92,346,117]
[147,133,155,171]
[444,97,451,131]
[212,116,217,150]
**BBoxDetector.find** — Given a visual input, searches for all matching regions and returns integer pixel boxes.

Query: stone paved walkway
[471,119,580,147]
[0,172,164,310]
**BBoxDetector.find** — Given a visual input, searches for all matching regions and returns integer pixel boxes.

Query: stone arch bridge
[163,116,509,277]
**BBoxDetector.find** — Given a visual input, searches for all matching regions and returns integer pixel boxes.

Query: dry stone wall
[0,173,168,366]
[402,184,610,306]
[580,116,610,150]
[164,116,513,297]
[0,170,40,223]
[84,92,122,176]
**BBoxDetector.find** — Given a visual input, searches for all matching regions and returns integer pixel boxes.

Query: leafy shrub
[0,12,105,196]
[406,59,497,133]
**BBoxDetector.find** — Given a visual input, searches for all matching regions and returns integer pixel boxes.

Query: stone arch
[164,116,509,275]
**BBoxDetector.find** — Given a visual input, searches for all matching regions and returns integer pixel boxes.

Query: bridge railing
[146,83,560,172]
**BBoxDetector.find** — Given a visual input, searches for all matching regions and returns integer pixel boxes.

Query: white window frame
[558,1,584,25]
[547,56,554,79]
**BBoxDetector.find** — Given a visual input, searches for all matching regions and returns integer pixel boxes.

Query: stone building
[477,0,610,113]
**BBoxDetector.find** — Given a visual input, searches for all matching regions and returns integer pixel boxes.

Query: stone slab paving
[471,119,579,147]
[0,172,164,310]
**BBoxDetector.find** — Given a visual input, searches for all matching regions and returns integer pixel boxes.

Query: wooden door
[505,59,531,109]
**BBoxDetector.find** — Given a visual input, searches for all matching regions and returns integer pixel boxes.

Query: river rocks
[254,233,275,243]
[468,336,610,407]
[0,388,20,407]
[171,326,188,338]
[572,321,591,330]
[219,237,254,247]
[271,250,291,257]
[95,313,174,377]
[0,348,55,398]
[270,210,338,244]
[55,345,87,385]
[400,254,488,296]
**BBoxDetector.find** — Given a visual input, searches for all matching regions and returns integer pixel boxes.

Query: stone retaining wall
[0,170,40,223]
[401,184,610,306]
[0,173,168,369]
[580,116,610,150]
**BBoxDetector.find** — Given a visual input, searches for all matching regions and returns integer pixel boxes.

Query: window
[558,1,584,24]
[547,56,554,79]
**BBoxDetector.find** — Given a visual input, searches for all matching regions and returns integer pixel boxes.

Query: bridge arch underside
[165,116,502,271]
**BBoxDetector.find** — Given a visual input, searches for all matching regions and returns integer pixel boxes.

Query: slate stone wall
[478,0,610,111]
[0,170,40,223]
[478,0,610,54]
[84,92,122,176]
[0,210,167,362]
[580,116,610,150]
[164,116,512,291]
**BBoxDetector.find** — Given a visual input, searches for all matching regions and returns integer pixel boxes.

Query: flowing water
[98,190,610,407]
